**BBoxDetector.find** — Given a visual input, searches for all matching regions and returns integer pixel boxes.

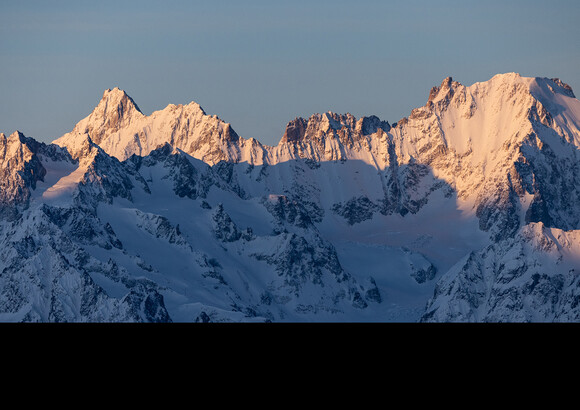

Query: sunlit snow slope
[1,73,579,322]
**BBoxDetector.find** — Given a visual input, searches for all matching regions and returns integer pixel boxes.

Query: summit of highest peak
[490,72,522,81]
[462,73,577,104]
[470,72,537,91]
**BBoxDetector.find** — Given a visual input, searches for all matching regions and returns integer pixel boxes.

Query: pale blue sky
[1,0,579,146]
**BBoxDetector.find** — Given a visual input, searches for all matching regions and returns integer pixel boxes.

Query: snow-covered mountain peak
[6,130,36,148]
[100,86,143,115]
[3,72,580,322]
[53,87,144,150]
[91,87,143,129]
[389,72,580,242]
[52,89,258,165]
[280,112,390,145]
[8,130,25,140]
[2,131,34,163]
[464,73,575,106]
[272,111,391,163]
[0,131,47,210]
[402,73,572,162]
[280,111,387,144]
[319,111,351,130]
[57,132,100,162]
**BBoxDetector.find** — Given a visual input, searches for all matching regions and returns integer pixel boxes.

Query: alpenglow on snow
[1,73,580,322]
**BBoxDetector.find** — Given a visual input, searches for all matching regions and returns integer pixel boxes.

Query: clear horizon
[1,0,579,146]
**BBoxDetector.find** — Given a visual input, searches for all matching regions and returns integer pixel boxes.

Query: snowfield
[1,73,580,322]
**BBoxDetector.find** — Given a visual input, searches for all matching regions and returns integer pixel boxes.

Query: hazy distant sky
[1,0,579,146]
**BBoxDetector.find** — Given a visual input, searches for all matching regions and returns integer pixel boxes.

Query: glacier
[1,72,580,322]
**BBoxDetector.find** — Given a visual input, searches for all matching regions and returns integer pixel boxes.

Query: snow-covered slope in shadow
[1,73,580,322]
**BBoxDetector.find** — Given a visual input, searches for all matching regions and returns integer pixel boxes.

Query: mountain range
[2,72,580,322]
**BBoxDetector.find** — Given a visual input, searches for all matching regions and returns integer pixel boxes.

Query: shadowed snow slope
[1,73,579,322]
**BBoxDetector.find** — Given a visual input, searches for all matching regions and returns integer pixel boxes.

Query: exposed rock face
[0,132,47,210]
[332,196,378,225]
[248,230,371,313]
[385,74,580,241]
[421,223,580,322]
[280,113,391,148]
[78,87,145,145]
[262,194,315,230]
[54,88,263,165]
[275,112,391,162]
[281,117,309,144]
[2,72,580,322]
[212,203,244,243]
[127,143,217,200]
[0,206,171,322]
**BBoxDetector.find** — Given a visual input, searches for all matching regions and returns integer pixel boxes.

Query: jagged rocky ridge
[421,223,580,322]
[2,72,580,321]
